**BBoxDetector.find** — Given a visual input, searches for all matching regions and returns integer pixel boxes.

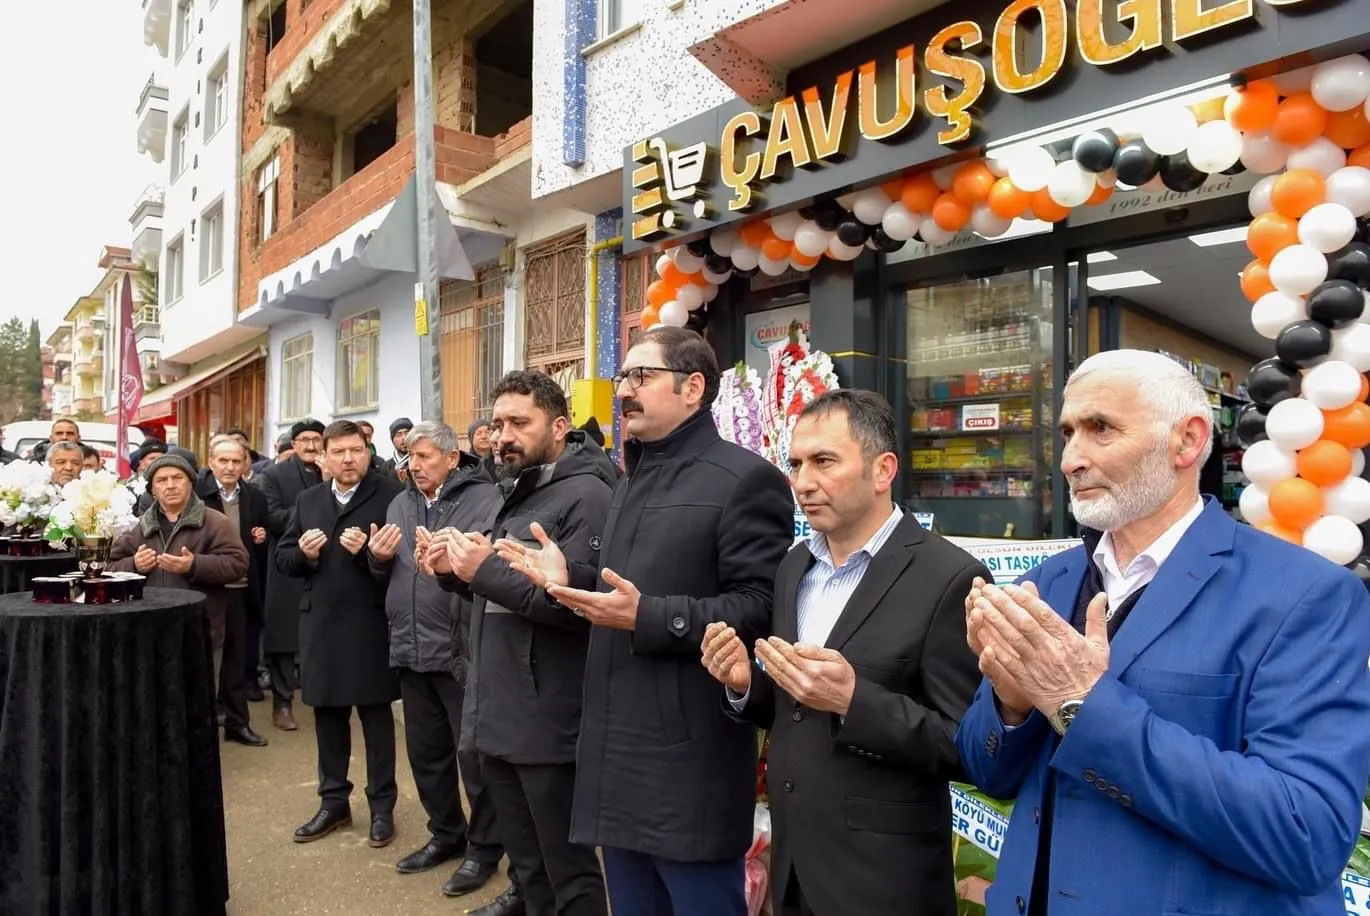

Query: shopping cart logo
[630,138,711,241]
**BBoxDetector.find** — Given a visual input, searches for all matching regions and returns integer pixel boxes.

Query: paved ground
[221,699,510,915]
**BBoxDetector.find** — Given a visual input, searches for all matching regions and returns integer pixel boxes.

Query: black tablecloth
[0,553,76,595]
[0,587,228,915]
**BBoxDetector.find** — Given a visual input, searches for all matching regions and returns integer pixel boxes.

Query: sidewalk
[221,701,508,915]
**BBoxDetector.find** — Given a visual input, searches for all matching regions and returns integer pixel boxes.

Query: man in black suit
[276,419,406,847]
[702,390,989,916]
[257,418,325,730]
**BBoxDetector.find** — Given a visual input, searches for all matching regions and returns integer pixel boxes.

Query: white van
[1,420,177,470]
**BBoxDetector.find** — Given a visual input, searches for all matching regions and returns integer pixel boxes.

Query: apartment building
[141,0,268,456]
[46,324,74,420]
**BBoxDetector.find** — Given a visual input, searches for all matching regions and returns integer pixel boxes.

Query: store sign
[623,0,1364,253]
[1067,168,1262,227]
[962,403,1001,431]
[947,537,1082,584]
[744,304,812,377]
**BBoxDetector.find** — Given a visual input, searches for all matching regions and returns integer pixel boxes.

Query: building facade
[45,324,73,420]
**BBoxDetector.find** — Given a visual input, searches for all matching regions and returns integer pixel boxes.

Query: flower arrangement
[0,460,61,533]
[44,469,140,544]
[762,324,838,473]
[713,361,768,458]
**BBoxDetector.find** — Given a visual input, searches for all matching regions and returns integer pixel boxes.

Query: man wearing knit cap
[466,418,493,460]
[384,417,414,478]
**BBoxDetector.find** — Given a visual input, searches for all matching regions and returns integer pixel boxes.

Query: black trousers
[398,668,502,860]
[243,613,263,682]
[267,651,297,709]
[481,754,607,916]
[314,703,397,815]
[780,869,817,916]
[217,589,251,729]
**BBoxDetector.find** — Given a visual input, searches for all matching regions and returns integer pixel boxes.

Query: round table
[0,588,229,915]
[0,552,76,595]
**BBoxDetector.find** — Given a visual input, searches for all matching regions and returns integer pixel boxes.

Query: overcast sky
[1,3,159,338]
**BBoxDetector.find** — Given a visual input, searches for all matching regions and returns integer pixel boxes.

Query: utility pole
[413,0,443,421]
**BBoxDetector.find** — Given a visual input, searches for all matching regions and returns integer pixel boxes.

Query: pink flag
[116,274,144,479]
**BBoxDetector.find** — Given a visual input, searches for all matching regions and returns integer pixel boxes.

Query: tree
[0,318,28,425]
[22,319,42,419]
[137,265,158,308]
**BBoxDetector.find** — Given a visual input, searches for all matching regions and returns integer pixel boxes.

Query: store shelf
[908,467,1038,475]
[911,392,1035,406]
[912,427,1037,436]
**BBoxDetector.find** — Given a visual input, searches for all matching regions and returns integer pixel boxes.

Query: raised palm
[496,521,569,589]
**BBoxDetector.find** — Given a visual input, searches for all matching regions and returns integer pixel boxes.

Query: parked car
[1,420,177,471]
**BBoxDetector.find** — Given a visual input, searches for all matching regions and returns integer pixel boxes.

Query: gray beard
[1069,444,1176,531]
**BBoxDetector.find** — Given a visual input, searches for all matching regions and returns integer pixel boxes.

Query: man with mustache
[956,349,1370,916]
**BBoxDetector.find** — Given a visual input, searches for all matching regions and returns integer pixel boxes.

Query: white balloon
[1248,174,1278,218]
[1303,360,1364,410]
[1047,160,1097,208]
[730,245,760,271]
[1299,202,1359,253]
[658,300,688,327]
[1266,397,1326,450]
[1303,514,1365,566]
[1142,105,1198,156]
[835,193,859,211]
[1239,483,1274,527]
[702,282,720,303]
[1006,147,1055,193]
[1268,244,1329,296]
[1187,119,1243,174]
[672,247,704,274]
[971,204,1013,238]
[1273,64,1317,96]
[1241,132,1290,174]
[674,283,704,311]
[1251,290,1310,339]
[1326,475,1370,524]
[793,223,831,258]
[932,164,961,190]
[881,202,923,242]
[826,238,864,261]
[1330,322,1370,371]
[655,254,673,278]
[768,211,804,241]
[757,253,789,276]
[1242,439,1300,486]
[1310,54,1370,112]
[1355,448,1367,477]
[709,229,740,257]
[1363,290,1370,324]
[918,221,959,247]
[1326,166,1370,218]
[701,266,732,285]
[1286,137,1346,178]
[985,155,1011,178]
[852,189,893,226]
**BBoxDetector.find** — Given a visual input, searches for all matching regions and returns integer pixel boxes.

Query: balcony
[129,187,165,267]
[75,321,96,344]
[74,397,102,415]
[135,306,161,343]
[143,0,171,57]
[136,75,169,162]
[74,357,96,378]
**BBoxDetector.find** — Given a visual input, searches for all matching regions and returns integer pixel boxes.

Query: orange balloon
[791,250,822,268]
[646,280,675,308]
[761,236,792,261]
[1258,520,1304,545]
[1323,402,1370,449]
[931,193,971,231]
[1326,106,1370,150]
[987,178,1031,219]
[952,162,997,206]
[659,261,689,287]
[1085,182,1114,206]
[739,221,772,248]
[1031,187,1071,223]
[1298,439,1354,486]
[641,304,660,327]
[1224,81,1279,133]
[881,178,906,201]
[1190,96,1227,125]
[901,174,941,213]
[1360,374,1370,403]
[1246,212,1300,263]
[1268,477,1325,530]
[1270,169,1326,219]
[1350,144,1370,169]
[688,270,711,287]
[1240,259,1276,302]
[1272,93,1330,147]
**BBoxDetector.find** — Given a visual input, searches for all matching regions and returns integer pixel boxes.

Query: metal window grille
[440,265,505,434]
[525,230,586,384]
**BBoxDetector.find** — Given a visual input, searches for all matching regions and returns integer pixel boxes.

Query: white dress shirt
[333,480,358,507]
[1091,498,1205,612]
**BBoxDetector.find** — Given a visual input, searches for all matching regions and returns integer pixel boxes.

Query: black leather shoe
[369,814,396,848]
[223,725,268,747]
[396,839,463,874]
[293,807,351,843]
[244,683,264,702]
[466,886,525,915]
[442,857,498,897]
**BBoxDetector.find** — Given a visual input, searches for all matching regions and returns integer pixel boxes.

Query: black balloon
[813,200,845,231]
[1275,319,1333,369]
[836,218,872,247]
[1235,403,1269,447]
[685,305,711,332]
[1159,152,1207,193]
[1348,555,1370,583]
[1245,357,1303,407]
[1221,159,1247,176]
[869,226,905,252]
[1072,129,1119,173]
[1357,218,1370,244]
[1114,141,1162,187]
[686,238,711,257]
[1307,279,1366,328]
[1328,242,1370,287]
[732,265,758,278]
[798,206,816,220]
[704,254,732,275]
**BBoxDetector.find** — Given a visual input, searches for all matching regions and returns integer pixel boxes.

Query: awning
[135,346,267,424]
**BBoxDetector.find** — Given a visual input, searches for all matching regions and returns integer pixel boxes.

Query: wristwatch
[1048,699,1084,736]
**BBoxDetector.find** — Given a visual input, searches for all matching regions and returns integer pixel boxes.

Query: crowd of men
[8,330,1370,916]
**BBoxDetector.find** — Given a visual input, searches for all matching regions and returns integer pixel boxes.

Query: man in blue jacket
[956,348,1370,916]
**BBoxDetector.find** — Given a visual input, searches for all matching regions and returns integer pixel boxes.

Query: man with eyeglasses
[498,327,793,916]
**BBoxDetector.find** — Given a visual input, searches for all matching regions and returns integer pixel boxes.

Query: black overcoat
[258,455,321,653]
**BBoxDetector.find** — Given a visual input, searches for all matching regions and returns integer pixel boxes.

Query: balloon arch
[643,54,1370,569]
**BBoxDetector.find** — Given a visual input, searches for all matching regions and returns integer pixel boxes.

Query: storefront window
[902,269,1056,540]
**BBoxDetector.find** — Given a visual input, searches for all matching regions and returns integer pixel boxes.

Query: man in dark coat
[198,435,271,748]
[431,370,614,916]
[368,421,507,898]
[257,418,325,730]
[382,417,414,478]
[499,328,792,916]
[276,419,405,848]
